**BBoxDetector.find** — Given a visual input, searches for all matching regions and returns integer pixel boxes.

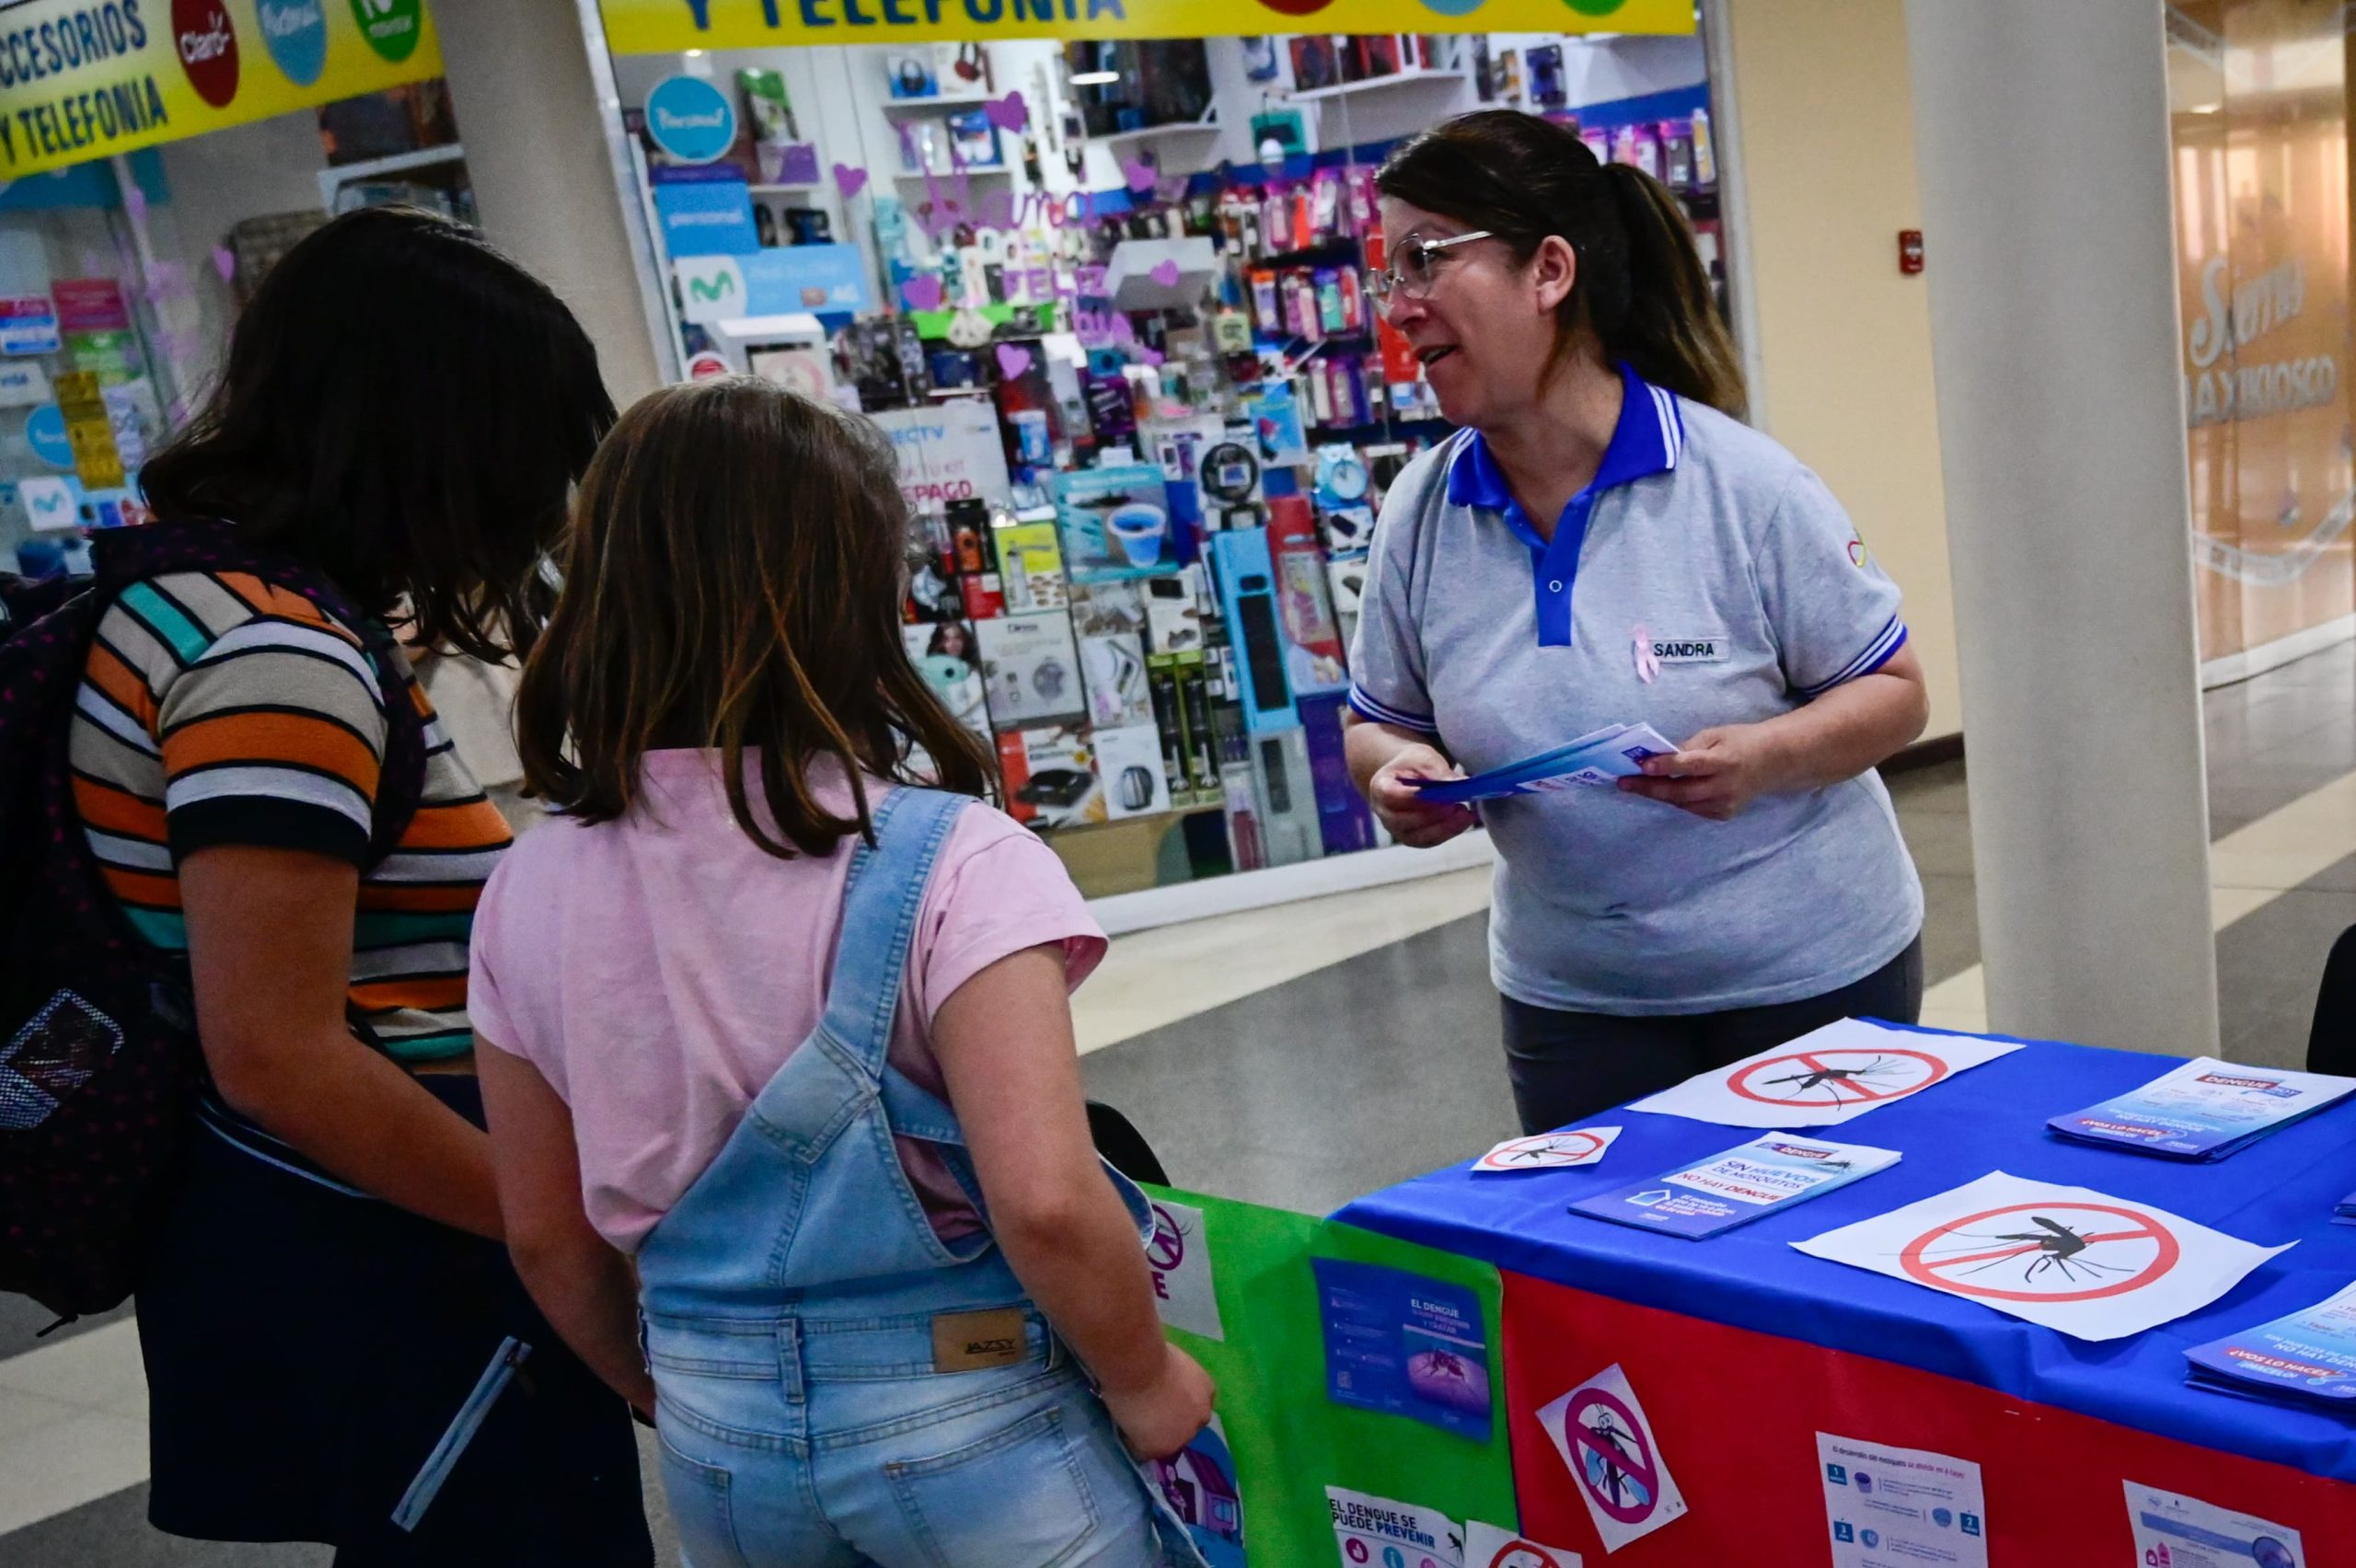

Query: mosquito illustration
[1578,1410,1648,1508]
[1498,1140,1582,1164]
[1928,1216,2141,1287]
[1418,1350,1472,1386]
[1757,1055,1917,1104]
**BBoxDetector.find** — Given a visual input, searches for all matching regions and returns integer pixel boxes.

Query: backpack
[0,520,428,1320]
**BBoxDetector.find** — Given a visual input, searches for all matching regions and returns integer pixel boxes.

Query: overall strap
[818,785,971,1078]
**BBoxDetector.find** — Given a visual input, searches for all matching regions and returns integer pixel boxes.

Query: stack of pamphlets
[1413,722,1679,805]
[1569,1133,1900,1239]
[2047,1057,2356,1161]
[2185,1282,2356,1412]
[2338,1192,2356,1226]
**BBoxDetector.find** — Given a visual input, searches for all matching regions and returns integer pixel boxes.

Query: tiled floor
[1,642,2350,1563]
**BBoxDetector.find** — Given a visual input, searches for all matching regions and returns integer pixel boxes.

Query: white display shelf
[881,93,998,115]
[1087,829,1494,937]
[1285,67,1469,103]
[318,144,465,210]
[1099,116,1220,145]
[747,181,823,195]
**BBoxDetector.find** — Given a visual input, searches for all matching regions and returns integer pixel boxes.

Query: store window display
[603,11,1727,900]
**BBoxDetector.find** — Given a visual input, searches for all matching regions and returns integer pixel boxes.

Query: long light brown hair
[516,377,996,857]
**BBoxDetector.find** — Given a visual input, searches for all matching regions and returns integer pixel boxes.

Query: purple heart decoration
[995,342,1035,380]
[210,246,237,284]
[1140,345,1166,368]
[1149,259,1183,288]
[899,274,944,312]
[983,91,1029,133]
[1122,157,1158,195]
[832,163,869,200]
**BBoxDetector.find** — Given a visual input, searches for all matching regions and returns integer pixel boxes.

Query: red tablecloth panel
[1501,1271,2356,1565]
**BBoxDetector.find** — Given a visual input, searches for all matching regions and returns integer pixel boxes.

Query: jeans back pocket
[886,1404,1100,1568]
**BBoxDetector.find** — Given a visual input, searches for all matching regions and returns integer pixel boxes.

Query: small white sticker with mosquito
[1794,1171,2293,1341]
[1632,1019,2024,1128]
[1473,1127,1623,1173]
[1146,1198,1225,1342]
[1536,1363,1687,1553]
[1464,1521,1583,1567]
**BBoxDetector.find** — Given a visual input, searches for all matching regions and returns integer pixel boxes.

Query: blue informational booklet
[2185,1281,2356,1412]
[1414,722,1677,806]
[2339,1191,2356,1227]
[2048,1056,2356,1161]
[1569,1133,1901,1240]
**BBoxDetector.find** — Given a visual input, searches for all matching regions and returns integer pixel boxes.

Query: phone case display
[1071,582,1155,729]
[1300,693,1376,856]
[977,613,1085,727]
[1267,496,1348,697]
[1210,529,1299,736]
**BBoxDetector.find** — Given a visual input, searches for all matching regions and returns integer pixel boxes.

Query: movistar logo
[687,273,735,304]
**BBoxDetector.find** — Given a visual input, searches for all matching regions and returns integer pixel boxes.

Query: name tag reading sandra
[1650,636,1727,663]
[932,1308,1028,1373]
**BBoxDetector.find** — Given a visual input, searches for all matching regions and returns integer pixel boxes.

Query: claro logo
[172,0,240,108]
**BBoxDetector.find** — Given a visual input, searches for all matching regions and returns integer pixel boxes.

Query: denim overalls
[635,787,1207,1568]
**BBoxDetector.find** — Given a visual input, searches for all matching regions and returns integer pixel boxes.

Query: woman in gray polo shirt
[1345,111,1930,1134]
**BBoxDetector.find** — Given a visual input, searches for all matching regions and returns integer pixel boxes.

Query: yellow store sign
[598,0,1693,52]
[0,1,444,178]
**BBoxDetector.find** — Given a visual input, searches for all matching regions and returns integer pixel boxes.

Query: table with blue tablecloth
[1334,1026,2356,1563]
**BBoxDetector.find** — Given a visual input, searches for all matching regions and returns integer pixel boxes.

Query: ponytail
[1377,110,1748,419]
[1598,161,1746,418]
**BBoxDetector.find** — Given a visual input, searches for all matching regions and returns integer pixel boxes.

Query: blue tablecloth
[1333,1028,2356,1482]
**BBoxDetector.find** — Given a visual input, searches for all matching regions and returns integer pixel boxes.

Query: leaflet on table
[2124,1481,2305,1568]
[1631,1018,2024,1129]
[1413,723,1678,806]
[1472,1126,1622,1172]
[1570,1134,1900,1239]
[2047,1056,2356,1160]
[2339,1189,2356,1226]
[2184,1280,2356,1409]
[1817,1434,1988,1568]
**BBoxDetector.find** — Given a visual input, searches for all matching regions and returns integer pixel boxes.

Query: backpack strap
[90,520,429,865]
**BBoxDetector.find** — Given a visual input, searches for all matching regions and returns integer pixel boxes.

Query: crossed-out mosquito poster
[1631,1019,2025,1129]
[1534,1364,1689,1552]
[1792,1171,2293,1341]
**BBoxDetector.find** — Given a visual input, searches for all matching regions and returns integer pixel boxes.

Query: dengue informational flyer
[1472,1127,1622,1173]
[1571,1134,1900,1239]
[2048,1056,2355,1159]
[1461,1521,1583,1568]
[1817,1435,1987,1568]
[1314,1261,1494,1441]
[2123,1481,2305,1568]
[1326,1486,1462,1568]
[1631,1019,2023,1128]
[1146,1196,1226,1342]
[1793,1171,2293,1342]
[2185,1279,2356,1408]
[1534,1364,1688,1552]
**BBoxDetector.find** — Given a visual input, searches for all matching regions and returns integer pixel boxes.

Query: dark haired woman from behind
[1345,111,1930,1133]
[78,208,650,1563]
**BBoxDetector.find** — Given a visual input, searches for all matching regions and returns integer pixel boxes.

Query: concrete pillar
[1901,0,2218,1055]
[432,0,672,409]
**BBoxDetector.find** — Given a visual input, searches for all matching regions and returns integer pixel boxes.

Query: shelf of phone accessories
[1335,1028,2356,1482]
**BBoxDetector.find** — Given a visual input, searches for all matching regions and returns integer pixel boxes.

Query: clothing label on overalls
[931,1309,1027,1373]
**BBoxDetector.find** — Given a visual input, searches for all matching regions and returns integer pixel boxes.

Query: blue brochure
[2048,1056,2356,1161]
[1570,1133,1901,1240]
[1414,722,1676,806]
[2186,1281,2356,1412]
[1311,1259,1493,1440]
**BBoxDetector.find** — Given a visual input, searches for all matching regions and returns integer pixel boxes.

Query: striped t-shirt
[69,570,512,1062]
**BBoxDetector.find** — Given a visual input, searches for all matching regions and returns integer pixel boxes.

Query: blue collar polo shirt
[1346,364,1924,1015]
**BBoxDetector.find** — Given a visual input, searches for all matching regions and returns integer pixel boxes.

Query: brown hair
[515,377,997,857]
[1377,110,1746,417]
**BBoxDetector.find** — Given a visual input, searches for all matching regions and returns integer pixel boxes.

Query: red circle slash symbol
[1900,1202,2180,1303]
[1147,1204,1185,1272]
[1563,1388,1659,1524]
[1727,1047,1948,1107]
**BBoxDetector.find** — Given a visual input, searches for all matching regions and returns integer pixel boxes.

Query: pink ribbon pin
[1632,623,1660,684]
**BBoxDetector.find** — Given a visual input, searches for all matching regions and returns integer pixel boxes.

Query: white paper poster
[1326,1487,1461,1568]
[1145,1197,1225,1343]
[1463,1522,1582,1568]
[1632,1019,2025,1128]
[1817,1435,1986,1568]
[870,401,1016,510]
[1793,1171,2292,1342]
[1534,1364,1687,1553]
[1473,1127,1622,1173]
[2124,1481,2304,1568]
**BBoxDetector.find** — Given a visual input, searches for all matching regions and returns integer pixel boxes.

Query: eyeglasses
[1365,230,1494,308]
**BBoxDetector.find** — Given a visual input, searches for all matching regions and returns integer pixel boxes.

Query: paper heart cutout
[1122,156,1158,194]
[983,91,1029,133]
[1140,345,1166,368]
[995,342,1034,380]
[833,162,869,200]
[1149,259,1182,288]
[900,274,944,312]
[211,246,236,284]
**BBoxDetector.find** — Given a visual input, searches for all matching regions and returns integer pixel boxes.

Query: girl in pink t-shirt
[473,378,1213,1567]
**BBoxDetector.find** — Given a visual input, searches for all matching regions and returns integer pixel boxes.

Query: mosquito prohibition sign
[1563,1388,1660,1524]
[1899,1202,2182,1303]
[1727,1047,1949,1108]
[1477,1131,1607,1170]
